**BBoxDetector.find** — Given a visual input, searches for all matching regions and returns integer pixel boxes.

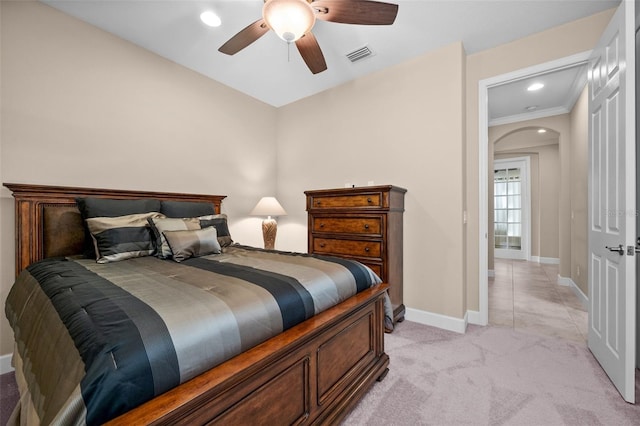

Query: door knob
[605,244,625,255]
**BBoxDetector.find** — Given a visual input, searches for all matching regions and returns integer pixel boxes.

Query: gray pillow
[148,217,201,259]
[163,227,221,262]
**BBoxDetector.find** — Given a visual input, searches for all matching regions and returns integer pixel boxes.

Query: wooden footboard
[107,283,389,425]
[4,183,390,425]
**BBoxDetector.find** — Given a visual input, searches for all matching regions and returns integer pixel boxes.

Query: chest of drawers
[305,185,406,323]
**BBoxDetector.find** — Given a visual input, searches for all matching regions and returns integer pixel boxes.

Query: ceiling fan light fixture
[263,0,316,43]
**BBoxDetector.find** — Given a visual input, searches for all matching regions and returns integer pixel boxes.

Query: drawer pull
[316,200,322,206]
[364,247,370,252]
[364,224,369,229]
[367,197,372,203]
[319,223,324,228]
[319,243,326,248]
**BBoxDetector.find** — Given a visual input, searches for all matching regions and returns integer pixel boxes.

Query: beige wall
[465,9,614,312]
[492,130,561,262]
[570,86,589,295]
[0,2,278,355]
[0,2,616,361]
[276,42,468,318]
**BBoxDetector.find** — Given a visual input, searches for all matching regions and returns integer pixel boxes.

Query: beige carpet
[343,321,640,425]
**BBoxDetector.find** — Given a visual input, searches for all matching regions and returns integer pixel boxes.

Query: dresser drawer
[359,262,383,279]
[312,217,382,235]
[313,238,381,258]
[309,194,382,209]
[306,185,406,324]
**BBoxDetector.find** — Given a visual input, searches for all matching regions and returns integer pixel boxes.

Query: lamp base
[262,218,277,250]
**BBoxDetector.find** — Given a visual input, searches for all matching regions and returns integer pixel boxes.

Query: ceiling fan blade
[219,18,269,55]
[296,32,327,74]
[312,0,398,25]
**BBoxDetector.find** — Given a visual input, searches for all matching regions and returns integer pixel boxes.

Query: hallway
[489,259,588,343]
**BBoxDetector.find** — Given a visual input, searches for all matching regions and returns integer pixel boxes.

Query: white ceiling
[42,0,619,115]
[488,62,589,126]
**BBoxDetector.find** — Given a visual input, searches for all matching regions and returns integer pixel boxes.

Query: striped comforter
[5,245,381,426]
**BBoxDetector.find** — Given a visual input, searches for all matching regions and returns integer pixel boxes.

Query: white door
[588,0,636,403]
[494,158,530,261]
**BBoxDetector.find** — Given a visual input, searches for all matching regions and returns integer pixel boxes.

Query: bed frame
[4,183,389,425]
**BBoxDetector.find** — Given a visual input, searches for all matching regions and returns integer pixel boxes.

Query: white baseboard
[466,310,485,326]
[557,274,573,286]
[405,307,467,334]
[571,285,589,310]
[0,353,14,375]
[488,270,495,278]
[531,256,560,264]
[557,275,589,310]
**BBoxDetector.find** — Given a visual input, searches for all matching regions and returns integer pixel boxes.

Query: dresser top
[304,185,407,196]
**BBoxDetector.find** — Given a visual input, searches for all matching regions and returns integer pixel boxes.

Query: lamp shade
[250,197,287,217]
[262,0,316,43]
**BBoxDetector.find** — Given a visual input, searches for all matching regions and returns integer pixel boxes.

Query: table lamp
[250,196,287,250]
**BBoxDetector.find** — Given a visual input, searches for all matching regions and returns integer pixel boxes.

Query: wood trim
[3,183,225,276]
[3,183,227,203]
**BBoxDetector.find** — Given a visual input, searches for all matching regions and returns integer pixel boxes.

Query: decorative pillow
[77,198,162,218]
[85,212,164,263]
[148,217,201,259]
[198,214,233,247]
[160,201,215,218]
[163,227,221,262]
[76,197,162,258]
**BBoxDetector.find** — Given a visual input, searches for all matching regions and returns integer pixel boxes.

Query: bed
[3,183,390,425]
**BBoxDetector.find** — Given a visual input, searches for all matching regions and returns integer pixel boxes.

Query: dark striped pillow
[160,201,215,218]
[86,212,164,263]
[163,227,221,262]
[76,198,162,259]
[198,214,233,247]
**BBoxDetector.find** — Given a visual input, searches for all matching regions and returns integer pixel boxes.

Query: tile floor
[489,258,588,343]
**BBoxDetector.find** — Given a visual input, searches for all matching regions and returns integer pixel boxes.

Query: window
[493,157,529,261]
[494,167,522,250]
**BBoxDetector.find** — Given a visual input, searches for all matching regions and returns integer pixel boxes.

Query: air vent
[346,46,374,63]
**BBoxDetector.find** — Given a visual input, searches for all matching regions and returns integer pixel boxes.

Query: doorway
[481,0,638,402]
[493,157,531,261]
[478,51,591,326]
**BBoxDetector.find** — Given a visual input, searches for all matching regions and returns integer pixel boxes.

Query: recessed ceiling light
[527,82,544,91]
[538,129,547,134]
[200,11,221,27]
[525,105,538,111]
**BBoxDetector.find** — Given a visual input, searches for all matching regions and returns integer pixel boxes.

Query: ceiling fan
[218,0,399,74]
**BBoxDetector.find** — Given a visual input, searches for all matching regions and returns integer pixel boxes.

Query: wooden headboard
[3,183,226,276]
